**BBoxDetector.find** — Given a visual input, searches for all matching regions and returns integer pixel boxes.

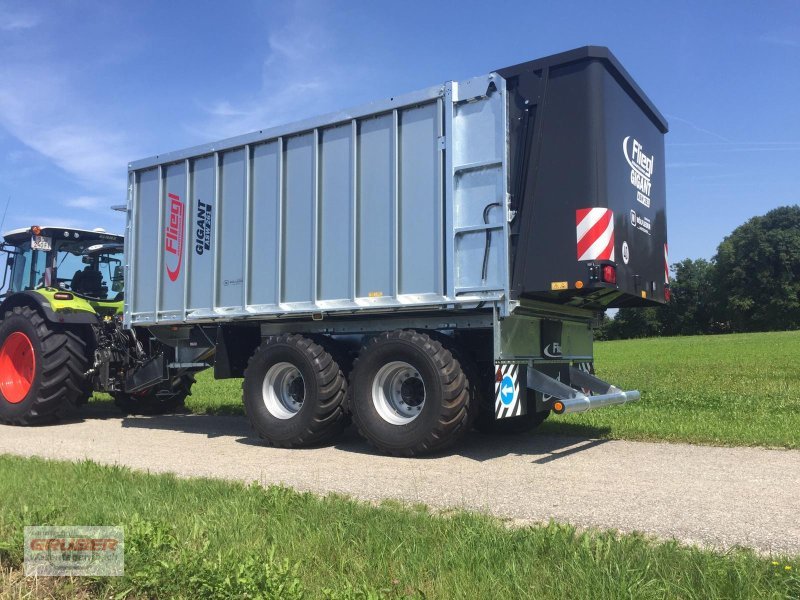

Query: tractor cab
[1,226,125,304]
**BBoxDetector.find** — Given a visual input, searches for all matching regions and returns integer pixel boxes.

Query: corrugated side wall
[126,74,510,325]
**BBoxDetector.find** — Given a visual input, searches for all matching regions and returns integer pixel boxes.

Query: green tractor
[0,225,193,424]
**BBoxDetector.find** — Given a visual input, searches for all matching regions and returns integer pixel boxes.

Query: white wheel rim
[371,361,425,425]
[262,362,305,420]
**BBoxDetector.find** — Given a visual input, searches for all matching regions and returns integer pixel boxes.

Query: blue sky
[0,0,797,262]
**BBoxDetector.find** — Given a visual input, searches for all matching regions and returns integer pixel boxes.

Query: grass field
[169,331,800,449]
[0,455,797,599]
[541,331,800,448]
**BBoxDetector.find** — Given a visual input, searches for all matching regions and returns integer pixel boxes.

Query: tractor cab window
[54,241,123,300]
[8,242,47,293]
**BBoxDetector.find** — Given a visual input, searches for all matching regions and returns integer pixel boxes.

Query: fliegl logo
[543,342,562,358]
[164,192,185,282]
[623,136,654,208]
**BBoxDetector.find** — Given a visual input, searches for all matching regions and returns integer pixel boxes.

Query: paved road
[1,405,797,556]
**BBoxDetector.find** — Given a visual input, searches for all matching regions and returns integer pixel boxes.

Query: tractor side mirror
[6,257,12,268]
[111,265,124,293]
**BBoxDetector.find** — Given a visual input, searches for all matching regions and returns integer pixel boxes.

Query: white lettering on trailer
[623,136,655,208]
[629,209,652,235]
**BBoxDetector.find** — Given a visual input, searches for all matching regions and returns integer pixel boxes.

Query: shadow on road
[76,397,613,460]
[332,428,612,462]
[111,407,611,462]
[120,413,252,439]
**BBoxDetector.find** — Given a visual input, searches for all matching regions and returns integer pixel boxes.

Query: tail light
[601,265,617,284]
[664,286,671,302]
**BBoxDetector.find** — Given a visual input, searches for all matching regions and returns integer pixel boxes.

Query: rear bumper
[527,365,640,415]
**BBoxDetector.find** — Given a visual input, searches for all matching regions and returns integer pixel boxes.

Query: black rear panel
[498,47,669,308]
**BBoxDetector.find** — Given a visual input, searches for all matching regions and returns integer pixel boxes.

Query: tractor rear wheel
[0,305,89,425]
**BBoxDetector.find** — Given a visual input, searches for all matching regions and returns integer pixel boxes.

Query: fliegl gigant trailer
[0,47,668,456]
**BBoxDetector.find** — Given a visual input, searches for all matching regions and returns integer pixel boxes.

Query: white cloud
[0,64,133,200]
[0,5,39,31]
[65,196,110,210]
[190,3,354,142]
[3,212,119,234]
[759,34,800,48]
[665,114,731,143]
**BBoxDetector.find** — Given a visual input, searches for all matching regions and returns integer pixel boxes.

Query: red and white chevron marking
[576,208,615,261]
[664,243,670,284]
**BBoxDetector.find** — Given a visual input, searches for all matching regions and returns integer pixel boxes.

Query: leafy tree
[593,313,613,341]
[712,205,800,332]
[605,307,661,340]
[659,258,719,335]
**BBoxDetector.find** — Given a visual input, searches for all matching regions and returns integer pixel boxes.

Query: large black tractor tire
[349,330,472,457]
[243,334,348,448]
[113,375,194,416]
[0,306,89,425]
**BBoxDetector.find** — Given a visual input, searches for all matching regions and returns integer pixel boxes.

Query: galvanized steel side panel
[399,103,442,295]
[217,150,246,310]
[125,79,509,326]
[357,114,395,299]
[249,143,281,307]
[188,156,216,313]
[282,134,315,304]
[318,125,354,301]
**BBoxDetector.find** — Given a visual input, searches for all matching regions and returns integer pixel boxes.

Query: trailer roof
[496,46,668,134]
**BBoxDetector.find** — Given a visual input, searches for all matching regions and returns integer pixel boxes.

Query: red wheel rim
[0,332,36,403]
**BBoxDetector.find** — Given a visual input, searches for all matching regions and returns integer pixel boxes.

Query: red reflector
[601,265,616,284]
[664,287,671,302]
[53,292,73,300]
[495,367,503,383]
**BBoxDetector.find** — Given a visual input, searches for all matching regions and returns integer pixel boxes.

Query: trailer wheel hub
[372,361,426,425]
[262,362,305,419]
[0,332,36,404]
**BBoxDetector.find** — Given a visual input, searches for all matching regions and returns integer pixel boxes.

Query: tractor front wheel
[0,306,89,425]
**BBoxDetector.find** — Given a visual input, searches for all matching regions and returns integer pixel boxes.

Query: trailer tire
[243,334,347,448]
[350,330,471,457]
[0,305,88,425]
[112,375,194,416]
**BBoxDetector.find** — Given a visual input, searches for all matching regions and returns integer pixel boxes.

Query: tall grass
[0,456,797,599]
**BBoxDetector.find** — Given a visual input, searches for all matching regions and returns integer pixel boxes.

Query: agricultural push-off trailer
[0,47,668,455]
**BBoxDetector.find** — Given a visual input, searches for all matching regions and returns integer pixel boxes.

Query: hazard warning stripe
[576,208,615,262]
[494,364,523,419]
[664,242,670,284]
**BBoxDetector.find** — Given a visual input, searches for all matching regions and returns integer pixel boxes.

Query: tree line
[599,205,800,340]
